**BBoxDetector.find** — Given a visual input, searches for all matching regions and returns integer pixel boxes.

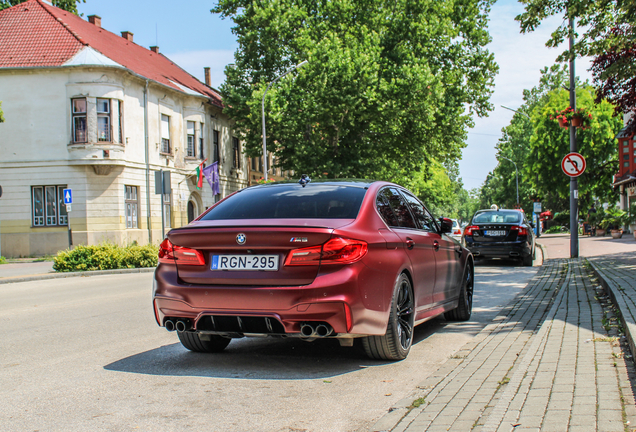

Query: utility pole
[569,16,579,258]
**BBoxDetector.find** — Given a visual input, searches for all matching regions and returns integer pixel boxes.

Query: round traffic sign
[561,152,586,177]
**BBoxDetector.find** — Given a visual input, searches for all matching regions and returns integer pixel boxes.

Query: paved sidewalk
[372,258,636,431]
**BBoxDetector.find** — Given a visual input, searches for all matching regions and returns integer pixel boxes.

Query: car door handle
[455,247,462,255]
[433,240,439,251]
[405,238,415,250]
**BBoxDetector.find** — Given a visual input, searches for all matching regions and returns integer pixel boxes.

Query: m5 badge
[290,237,308,242]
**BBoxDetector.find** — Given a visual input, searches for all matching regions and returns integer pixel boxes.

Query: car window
[472,210,522,224]
[378,188,417,229]
[400,191,437,232]
[200,184,367,220]
[376,193,399,227]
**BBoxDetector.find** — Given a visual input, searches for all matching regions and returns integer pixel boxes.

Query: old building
[0,0,249,257]
[613,113,636,225]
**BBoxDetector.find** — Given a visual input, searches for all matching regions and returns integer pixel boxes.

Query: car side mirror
[439,217,453,234]
[530,222,535,228]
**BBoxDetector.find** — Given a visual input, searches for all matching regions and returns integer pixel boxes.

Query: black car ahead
[463,209,535,266]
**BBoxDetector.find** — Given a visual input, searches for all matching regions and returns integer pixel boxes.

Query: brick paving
[373,252,636,431]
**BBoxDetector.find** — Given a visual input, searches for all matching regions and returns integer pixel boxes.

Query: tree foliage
[516,0,636,130]
[0,0,84,13]
[525,85,622,212]
[0,101,4,123]
[479,65,570,213]
[213,0,498,184]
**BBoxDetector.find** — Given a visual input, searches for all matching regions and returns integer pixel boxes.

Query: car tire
[177,331,231,353]
[522,252,533,267]
[362,273,414,361]
[445,263,473,321]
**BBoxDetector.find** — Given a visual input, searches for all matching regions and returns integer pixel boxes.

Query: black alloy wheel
[363,273,415,361]
[445,263,473,321]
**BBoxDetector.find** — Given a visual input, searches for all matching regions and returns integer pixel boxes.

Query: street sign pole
[160,170,166,239]
[568,16,579,258]
[67,204,73,247]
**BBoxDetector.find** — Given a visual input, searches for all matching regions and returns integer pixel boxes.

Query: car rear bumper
[465,241,532,259]
[152,262,393,337]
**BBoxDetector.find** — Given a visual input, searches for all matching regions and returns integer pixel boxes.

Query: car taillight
[158,238,205,266]
[453,229,461,235]
[464,225,479,236]
[511,226,528,236]
[285,237,368,266]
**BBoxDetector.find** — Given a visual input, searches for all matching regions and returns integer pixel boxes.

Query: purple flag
[202,162,220,195]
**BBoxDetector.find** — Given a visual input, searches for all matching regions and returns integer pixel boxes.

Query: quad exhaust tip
[164,319,190,332]
[300,322,333,338]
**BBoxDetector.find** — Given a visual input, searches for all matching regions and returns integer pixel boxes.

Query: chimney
[150,46,159,53]
[204,67,211,86]
[88,15,101,27]
[121,31,134,42]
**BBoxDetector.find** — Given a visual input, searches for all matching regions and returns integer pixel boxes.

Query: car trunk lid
[167,219,353,286]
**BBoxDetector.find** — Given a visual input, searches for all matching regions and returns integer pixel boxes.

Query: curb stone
[0,267,155,285]
[588,260,636,360]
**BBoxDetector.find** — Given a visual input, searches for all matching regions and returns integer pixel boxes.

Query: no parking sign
[561,153,586,177]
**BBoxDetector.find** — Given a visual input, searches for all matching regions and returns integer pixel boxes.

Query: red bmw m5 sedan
[153,179,474,360]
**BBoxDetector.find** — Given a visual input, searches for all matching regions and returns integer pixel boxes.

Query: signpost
[155,170,172,238]
[63,188,73,247]
[533,202,542,236]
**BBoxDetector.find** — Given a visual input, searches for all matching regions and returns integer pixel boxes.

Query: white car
[449,219,462,240]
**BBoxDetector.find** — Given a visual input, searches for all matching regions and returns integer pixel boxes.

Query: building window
[72,98,87,143]
[32,186,67,227]
[624,154,629,160]
[625,162,630,168]
[232,137,240,169]
[97,98,111,142]
[199,123,204,160]
[118,100,124,144]
[213,130,220,163]
[125,186,139,229]
[163,193,171,228]
[186,121,196,157]
[161,115,171,153]
[251,157,257,171]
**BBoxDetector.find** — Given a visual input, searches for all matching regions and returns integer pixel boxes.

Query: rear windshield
[200,184,367,220]
[472,210,522,224]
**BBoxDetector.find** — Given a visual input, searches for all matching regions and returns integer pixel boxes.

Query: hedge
[53,243,158,272]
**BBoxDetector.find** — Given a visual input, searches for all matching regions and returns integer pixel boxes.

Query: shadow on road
[103,317,462,379]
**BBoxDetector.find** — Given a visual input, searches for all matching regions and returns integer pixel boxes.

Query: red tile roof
[0,0,222,106]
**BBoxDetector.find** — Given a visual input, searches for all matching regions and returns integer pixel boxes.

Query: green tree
[525,86,622,211]
[0,0,84,13]
[0,101,4,123]
[214,0,498,182]
[516,0,636,130]
[480,65,569,213]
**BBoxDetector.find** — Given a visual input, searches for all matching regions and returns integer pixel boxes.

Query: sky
[77,0,594,191]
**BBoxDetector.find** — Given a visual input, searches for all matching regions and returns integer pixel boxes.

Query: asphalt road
[0,257,540,432]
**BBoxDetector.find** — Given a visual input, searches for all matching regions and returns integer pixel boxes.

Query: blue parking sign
[63,188,72,204]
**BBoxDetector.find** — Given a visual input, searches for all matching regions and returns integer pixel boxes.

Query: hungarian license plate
[485,230,506,237]
[211,255,279,271]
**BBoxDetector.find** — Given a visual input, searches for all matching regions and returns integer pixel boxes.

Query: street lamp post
[501,105,530,120]
[261,60,308,181]
[499,156,519,206]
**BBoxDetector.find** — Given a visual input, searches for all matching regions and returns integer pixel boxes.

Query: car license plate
[211,255,279,271]
[485,230,506,237]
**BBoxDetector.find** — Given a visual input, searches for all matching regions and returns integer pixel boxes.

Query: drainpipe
[144,79,152,243]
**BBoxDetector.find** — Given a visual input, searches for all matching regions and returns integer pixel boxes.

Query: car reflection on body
[463,208,535,266]
[153,179,474,360]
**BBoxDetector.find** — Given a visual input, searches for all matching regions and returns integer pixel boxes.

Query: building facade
[0,0,248,257]
[613,113,636,230]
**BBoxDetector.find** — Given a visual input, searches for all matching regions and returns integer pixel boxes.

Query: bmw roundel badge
[236,233,246,245]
